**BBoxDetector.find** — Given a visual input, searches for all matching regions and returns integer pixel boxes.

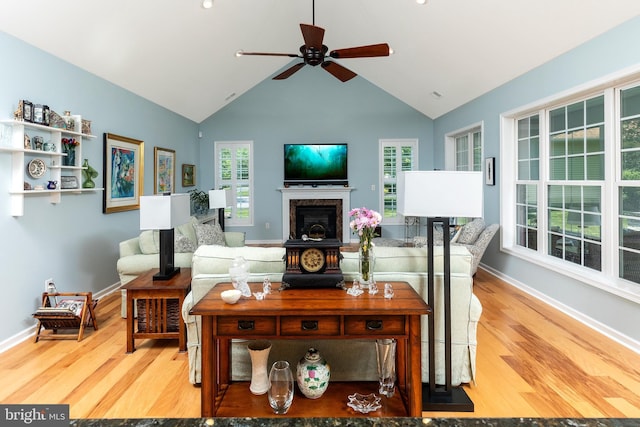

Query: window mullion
[539,108,550,255]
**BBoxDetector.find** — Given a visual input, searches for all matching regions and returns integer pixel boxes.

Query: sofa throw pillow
[139,230,159,254]
[193,222,226,246]
[456,218,485,245]
[175,233,197,253]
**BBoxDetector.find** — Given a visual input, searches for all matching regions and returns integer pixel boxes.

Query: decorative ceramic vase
[358,245,375,288]
[268,360,294,414]
[247,340,271,395]
[82,159,98,188]
[296,347,330,399]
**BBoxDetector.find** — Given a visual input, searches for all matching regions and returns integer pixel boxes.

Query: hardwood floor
[1,269,639,419]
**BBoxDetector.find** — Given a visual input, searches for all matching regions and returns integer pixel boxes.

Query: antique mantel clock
[282,238,344,289]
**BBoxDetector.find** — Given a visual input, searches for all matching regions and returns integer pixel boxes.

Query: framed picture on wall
[103,133,144,213]
[182,163,195,187]
[154,147,176,194]
[485,157,495,186]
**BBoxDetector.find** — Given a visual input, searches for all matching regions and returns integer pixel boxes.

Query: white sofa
[116,216,245,316]
[182,244,481,387]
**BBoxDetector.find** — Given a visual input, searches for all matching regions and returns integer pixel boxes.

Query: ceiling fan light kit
[237,2,391,82]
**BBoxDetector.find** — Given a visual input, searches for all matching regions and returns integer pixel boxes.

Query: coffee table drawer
[344,316,405,335]
[216,316,276,336]
[280,316,340,336]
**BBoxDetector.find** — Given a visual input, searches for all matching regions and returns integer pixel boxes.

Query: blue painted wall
[197,67,433,241]
[433,16,640,344]
[0,32,199,345]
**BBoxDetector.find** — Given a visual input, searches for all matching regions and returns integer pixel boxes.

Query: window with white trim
[504,79,640,290]
[379,139,418,224]
[450,128,482,171]
[215,141,253,226]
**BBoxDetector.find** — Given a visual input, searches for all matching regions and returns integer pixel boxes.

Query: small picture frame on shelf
[61,176,79,189]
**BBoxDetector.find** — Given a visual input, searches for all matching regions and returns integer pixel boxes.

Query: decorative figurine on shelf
[82,159,98,188]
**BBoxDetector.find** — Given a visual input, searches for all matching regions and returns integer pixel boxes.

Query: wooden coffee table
[190,281,430,417]
[123,268,191,353]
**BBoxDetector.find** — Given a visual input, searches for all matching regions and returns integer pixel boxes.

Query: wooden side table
[122,268,191,353]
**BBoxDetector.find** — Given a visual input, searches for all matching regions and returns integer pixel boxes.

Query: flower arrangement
[349,207,382,250]
[349,207,381,285]
[61,137,79,166]
[61,137,79,147]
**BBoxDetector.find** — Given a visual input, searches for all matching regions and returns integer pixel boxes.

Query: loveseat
[182,244,481,388]
[116,216,245,316]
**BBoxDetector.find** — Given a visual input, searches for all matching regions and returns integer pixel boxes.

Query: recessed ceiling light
[416,0,428,4]
[202,0,213,9]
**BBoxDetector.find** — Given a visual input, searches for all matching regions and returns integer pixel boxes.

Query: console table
[190,281,430,418]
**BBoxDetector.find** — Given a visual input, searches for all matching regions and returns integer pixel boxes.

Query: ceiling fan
[235,0,391,82]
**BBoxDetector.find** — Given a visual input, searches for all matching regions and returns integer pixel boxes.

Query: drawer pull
[237,320,255,331]
[301,320,318,331]
[366,320,383,331]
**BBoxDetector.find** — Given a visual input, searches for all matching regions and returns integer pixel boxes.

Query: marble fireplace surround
[280,186,353,242]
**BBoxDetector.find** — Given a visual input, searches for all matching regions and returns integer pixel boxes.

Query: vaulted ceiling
[1,0,639,123]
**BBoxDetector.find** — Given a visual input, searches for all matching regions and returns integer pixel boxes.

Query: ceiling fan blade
[321,61,357,82]
[300,23,325,50]
[329,43,391,59]
[237,51,301,58]
[273,63,306,80]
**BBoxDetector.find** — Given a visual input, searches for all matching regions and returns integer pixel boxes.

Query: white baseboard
[479,263,640,355]
[0,281,123,355]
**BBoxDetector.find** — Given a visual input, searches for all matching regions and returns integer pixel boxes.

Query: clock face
[27,158,46,178]
[300,248,325,273]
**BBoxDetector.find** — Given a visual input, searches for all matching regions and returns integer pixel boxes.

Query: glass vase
[358,245,375,288]
[268,360,294,414]
[63,145,76,166]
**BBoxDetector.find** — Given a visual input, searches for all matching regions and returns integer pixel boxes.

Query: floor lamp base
[422,383,474,412]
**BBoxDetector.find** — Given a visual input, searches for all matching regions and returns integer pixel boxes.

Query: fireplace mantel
[279,186,353,242]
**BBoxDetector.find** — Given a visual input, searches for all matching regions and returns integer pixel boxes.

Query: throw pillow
[175,233,197,253]
[139,230,159,254]
[193,222,226,246]
[456,218,485,245]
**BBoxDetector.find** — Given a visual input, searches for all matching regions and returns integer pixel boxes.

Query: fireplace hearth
[280,187,353,242]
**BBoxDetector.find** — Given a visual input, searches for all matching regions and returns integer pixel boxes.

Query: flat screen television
[284,143,348,186]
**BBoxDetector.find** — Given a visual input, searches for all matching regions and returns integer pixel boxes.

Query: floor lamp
[209,189,232,231]
[140,193,191,280]
[398,170,483,411]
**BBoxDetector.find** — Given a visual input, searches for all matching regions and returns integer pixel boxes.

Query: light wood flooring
[1,269,639,419]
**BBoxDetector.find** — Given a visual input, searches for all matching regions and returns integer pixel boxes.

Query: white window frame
[214,141,254,227]
[379,138,419,225]
[500,67,640,304]
[444,122,484,171]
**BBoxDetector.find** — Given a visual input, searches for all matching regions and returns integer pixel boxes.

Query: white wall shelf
[0,119,102,216]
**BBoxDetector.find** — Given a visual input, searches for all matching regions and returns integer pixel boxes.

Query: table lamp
[140,193,191,280]
[398,170,483,411]
[209,189,232,231]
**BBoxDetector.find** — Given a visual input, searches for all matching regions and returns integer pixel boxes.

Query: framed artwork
[182,163,195,187]
[485,157,495,186]
[103,133,144,213]
[154,147,176,194]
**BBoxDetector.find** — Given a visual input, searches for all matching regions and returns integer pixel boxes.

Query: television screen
[284,143,348,185]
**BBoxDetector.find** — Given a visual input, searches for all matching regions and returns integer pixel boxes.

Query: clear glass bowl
[346,393,382,413]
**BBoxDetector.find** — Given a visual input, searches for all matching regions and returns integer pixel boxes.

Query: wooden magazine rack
[33,292,98,342]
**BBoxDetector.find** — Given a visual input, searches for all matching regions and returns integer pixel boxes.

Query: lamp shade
[140,193,190,230]
[209,189,232,209]
[397,170,483,218]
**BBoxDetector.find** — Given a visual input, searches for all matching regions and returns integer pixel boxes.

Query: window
[503,77,640,295]
[448,127,482,171]
[215,141,253,226]
[379,139,418,224]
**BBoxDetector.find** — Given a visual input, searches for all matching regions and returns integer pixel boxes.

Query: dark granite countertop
[70,418,640,427]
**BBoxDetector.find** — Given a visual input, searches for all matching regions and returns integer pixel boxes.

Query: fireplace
[280,187,353,242]
[291,200,341,240]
